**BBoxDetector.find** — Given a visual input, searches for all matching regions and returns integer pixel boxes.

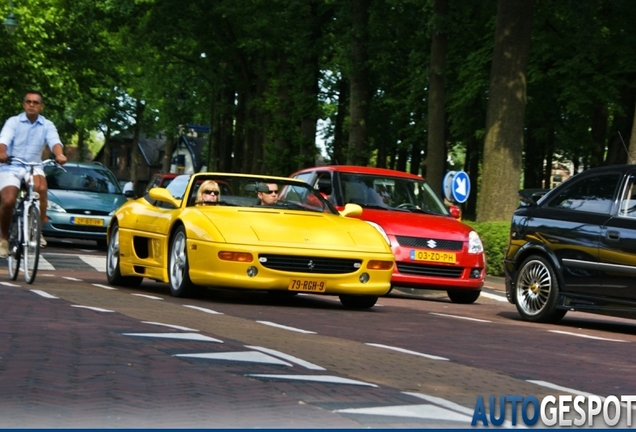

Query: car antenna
[619,131,634,164]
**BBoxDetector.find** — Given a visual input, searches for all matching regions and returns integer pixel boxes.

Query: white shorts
[0,165,44,191]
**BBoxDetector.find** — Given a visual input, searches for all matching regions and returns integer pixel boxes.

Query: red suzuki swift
[291,165,486,303]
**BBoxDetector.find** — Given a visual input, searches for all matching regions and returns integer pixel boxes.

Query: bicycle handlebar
[5,156,62,167]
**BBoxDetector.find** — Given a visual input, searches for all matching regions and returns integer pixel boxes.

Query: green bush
[464,220,511,277]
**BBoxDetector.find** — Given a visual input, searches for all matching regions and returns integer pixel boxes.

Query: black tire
[106,223,143,287]
[7,211,21,281]
[23,204,40,284]
[339,294,378,309]
[168,226,197,297]
[513,255,567,323]
[447,289,481,304]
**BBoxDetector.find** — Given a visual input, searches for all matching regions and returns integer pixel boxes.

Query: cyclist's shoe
[0,239,8,258]
[40,234,47,248]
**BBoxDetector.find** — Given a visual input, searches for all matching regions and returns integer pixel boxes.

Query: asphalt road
[1,242,635,429]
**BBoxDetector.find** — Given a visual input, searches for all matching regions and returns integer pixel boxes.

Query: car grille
[396,235,463,251]
[68,210,111,216]
[259,254,362,274]
[397,262,463,278]
[50,224,107,234]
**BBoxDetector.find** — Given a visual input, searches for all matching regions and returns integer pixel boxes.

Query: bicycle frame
[6,157,61,284]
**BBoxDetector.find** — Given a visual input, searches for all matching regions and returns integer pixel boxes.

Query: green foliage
[464,220,511,277]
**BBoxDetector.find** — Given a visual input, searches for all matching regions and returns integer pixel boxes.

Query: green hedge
[464,220,511,277]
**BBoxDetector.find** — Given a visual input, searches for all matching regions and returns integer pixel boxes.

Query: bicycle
[5,156,62,284]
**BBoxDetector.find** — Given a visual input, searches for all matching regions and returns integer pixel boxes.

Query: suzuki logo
[307,260,315,270]
[427,239,437,249]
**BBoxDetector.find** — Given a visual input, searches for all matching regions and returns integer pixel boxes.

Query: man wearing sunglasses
[257,183,279,206]
[0,90,67,258]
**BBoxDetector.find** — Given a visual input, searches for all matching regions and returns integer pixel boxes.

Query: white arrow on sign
[455,176,467,197]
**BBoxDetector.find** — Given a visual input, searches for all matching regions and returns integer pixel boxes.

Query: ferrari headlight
[468,230,484,254]
[47,201,66,213]
[365,221,391,246]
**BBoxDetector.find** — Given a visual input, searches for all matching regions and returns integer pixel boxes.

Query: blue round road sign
[450,170,470,204]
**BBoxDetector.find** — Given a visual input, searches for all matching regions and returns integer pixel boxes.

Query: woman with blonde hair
[196,180,221,205]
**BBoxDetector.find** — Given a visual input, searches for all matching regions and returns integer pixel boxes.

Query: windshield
[45,165,122,194]
[339,173,450,216]
[165,174,340,214]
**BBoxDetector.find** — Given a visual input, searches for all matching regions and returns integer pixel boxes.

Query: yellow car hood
[199,208,388,253]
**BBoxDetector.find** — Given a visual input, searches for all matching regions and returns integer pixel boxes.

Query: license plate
[410,249,456,264]
[288,278,327,292]
[71,217,104,227]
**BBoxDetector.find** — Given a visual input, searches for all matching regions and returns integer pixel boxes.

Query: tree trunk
[129,101,145,184]
[627,93,636,165]
[476,0,533,223]
[332,76,349,165]
[347,0,371,165]
[425,0,449,199]
[162,135,174,173]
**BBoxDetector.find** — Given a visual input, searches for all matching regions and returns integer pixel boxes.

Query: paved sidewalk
[484,275,506,292]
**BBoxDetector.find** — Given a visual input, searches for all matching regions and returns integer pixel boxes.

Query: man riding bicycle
[0,90,67,258]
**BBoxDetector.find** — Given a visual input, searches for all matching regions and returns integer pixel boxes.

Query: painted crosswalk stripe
[123,332,223,343]
[175,351,293,366]
[245,374,377,387]
[334,404,472,422]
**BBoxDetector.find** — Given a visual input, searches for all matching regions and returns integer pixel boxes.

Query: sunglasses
[264,190,278,195]
[203,190,220,196]
[24,100,42,105]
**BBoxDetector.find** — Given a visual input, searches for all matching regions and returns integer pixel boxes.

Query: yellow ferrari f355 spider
[106,172,394,309]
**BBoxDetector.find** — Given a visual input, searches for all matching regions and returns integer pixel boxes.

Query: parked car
[145,172,178,193]
[106,172,395,309]
[504,164,636,323]
[43,162,127,248]
[290,165,486,303]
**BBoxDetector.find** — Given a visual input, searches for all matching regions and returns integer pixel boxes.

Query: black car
[504,164,636,323]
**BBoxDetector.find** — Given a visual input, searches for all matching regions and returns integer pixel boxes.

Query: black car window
[545,173,620,215]
[619,174,636,218]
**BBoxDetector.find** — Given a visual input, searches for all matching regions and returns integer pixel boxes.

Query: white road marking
[92,283,117,290]
[71,305,114,312]
[245,374,378,387]
[0,282,21,287]
[122,332,223,343]
[131,293,164,300]
[37,256,54,270]
[480,291,507,302]
[334,403,472,422]
[257,321,316,334]
[527,380,601,398]
[365,343,449,361]
[183,304,223,314]
[548,330,628,342]
[175,351,293,366]
[79,255,106,272]
[403,392,474,415]
[429,312,491,323]
[63,277,82,281]
[142,321,199,332]
[245,345,325,370]
[30,289,58,299]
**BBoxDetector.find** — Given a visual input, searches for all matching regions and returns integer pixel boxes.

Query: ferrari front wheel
[106,223,142,287]
[169,226,196,297]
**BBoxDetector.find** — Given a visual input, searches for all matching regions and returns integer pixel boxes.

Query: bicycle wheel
[23,203,41,284]
[7,210,22,281]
